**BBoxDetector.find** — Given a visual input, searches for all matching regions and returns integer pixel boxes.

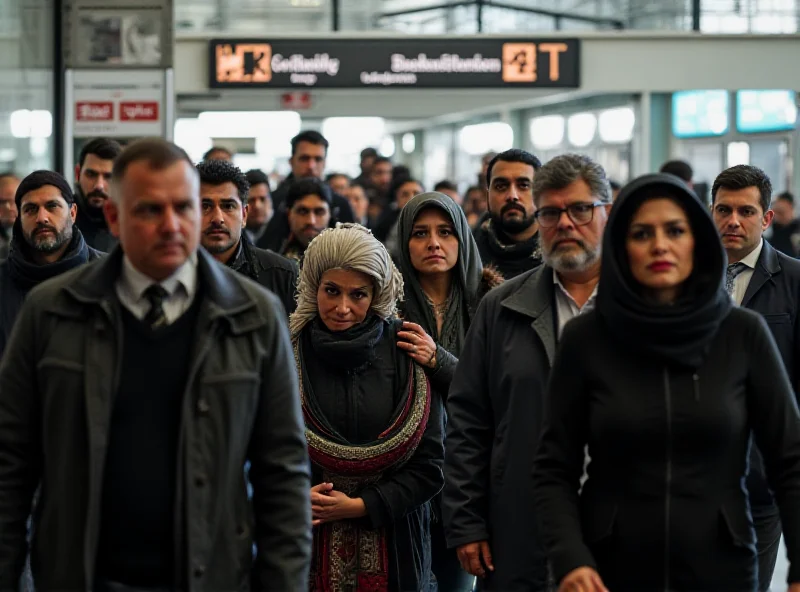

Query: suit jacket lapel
[742,242,781,308]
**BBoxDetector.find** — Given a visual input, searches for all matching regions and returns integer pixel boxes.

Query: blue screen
[672,90,729,138]
[737,90,797,133]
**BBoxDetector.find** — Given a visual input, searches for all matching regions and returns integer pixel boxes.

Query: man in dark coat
[711,164,800,592]
[472,149,543,279]
[197,159,298,315]
[74,137,123,251]
[257,130,353,252]
[0,170,103,357]
[0,139,311,591]
[444,154,612,590]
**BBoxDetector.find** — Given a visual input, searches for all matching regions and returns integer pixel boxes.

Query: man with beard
[258,131,353,252]
[0,173,20,260]
[0,170,103,357]
[281,177,331,263]
[197,160,298,315]
[244,169,274,244]
[473,149,543,279]
[444,154,611,590]
[74,137,123,251]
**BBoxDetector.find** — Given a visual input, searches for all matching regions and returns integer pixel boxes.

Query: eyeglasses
[534,202,605,228]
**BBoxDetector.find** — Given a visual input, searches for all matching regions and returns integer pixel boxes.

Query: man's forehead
[22,185,67,205]
[492,161,534,178]
[294,194,328,208]
[716,186,761,206]
[296,142,325,156]
[539,180,594,205]
[200,181,239,200]
[82,153,114,170]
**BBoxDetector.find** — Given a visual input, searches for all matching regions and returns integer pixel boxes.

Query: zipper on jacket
[663,367,673,592]
[692,373,700,402]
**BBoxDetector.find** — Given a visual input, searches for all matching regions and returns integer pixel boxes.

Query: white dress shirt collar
[120,251,198,304]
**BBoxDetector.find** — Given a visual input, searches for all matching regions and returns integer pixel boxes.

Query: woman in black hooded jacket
[395,191,503,591]
[532,174,800,592]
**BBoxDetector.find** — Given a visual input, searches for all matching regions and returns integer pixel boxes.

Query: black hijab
[596,173,732,369]
[397,192,483,357]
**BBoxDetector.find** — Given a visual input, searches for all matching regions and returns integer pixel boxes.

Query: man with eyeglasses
[473,149,543,279]
[0,173,20,260]
[444,153,612,590]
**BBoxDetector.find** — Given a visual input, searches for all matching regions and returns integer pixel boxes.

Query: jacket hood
[596,173,731,368]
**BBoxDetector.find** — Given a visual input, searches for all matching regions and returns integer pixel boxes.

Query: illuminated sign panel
[209,38,580,89]
[737,90,797,133]
[672,90,730,139]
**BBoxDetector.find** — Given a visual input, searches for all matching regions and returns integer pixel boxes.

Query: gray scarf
[397,192,484,358]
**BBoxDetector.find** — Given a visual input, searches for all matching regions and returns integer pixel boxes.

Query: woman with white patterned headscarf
[290,223,444,591]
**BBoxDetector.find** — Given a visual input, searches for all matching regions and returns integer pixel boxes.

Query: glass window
[598,107,636,143]
[567,112,597,147]
[458,122,513,155]
[530,115,565,150]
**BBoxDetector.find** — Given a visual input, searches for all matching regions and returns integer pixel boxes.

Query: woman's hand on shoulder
[559,567,608,592]
[396,321,437,369]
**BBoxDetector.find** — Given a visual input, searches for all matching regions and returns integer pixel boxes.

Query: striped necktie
[143,284,169,328]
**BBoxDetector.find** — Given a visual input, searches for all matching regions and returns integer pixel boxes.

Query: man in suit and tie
[711,164,800,592]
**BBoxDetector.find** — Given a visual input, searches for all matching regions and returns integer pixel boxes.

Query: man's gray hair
[532,153,612,206]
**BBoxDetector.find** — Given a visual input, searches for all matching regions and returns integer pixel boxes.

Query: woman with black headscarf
[395,192,503,591]
[532,174,800,592]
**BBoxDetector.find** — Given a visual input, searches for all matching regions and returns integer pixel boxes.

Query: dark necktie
[725,262,748,298]
[143,284,169,329]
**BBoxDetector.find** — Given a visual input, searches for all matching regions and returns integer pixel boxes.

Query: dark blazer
[742,240,800,508]
[743,240,800,395]
[532,308,800,592]
[443,266,555,590]
[0,248,312,591]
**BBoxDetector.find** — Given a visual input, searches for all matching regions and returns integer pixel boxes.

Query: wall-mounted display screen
[737,90,797,133]
[672,90,729,138]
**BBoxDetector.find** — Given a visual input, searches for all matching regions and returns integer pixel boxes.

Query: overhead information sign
[209,38,580,89]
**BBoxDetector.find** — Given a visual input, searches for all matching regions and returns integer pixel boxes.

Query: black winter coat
[225,238,298,315]
[443,266,556,590]
[301,320,445,591]
[532,308,800,591]
[0,227,103,358]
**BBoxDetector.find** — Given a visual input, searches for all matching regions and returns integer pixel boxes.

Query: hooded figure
[397,192,503,591]
[533,174,800,592]
[397,192,502,359]
[0,171,104,357]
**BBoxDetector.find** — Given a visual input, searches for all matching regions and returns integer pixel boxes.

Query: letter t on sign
[538,43,569,81]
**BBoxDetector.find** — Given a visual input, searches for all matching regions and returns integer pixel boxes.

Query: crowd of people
[0,133,799,592]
